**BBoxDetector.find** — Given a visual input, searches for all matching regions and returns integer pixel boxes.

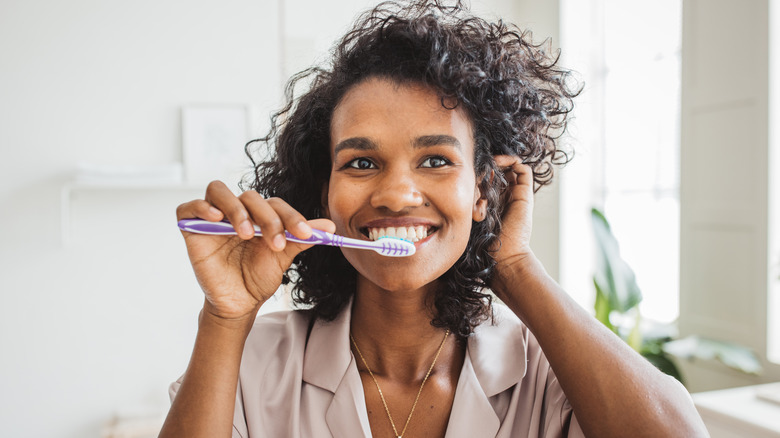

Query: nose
[370,167,424,212]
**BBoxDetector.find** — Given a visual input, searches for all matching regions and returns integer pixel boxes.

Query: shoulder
[234,309,324,436]
[471,304,583,436]
[467,303,529,396]
[469,302,562,393]
[471,302,530,355]
[474,302,551,361]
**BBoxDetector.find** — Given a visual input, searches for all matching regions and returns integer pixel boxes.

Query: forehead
[329,78,474,154]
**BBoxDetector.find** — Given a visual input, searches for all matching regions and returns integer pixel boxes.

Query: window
[560,0,682,324]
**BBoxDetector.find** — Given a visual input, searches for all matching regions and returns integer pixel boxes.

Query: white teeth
[367,226,429,242]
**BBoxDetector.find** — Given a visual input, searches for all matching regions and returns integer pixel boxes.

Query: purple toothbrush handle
[177,219,237,235]
[177,219,334,245]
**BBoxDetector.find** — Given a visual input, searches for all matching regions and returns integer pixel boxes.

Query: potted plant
[590,208,762,385]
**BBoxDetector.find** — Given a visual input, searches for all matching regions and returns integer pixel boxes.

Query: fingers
[176,199,224,222]
[494,155,533,188]
[493,155,534,212]
[204,181,256,239]
[239,191,312,251]
[177,180,316,252]
[307,218,336,234]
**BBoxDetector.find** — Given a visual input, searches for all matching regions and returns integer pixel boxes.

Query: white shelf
[60,180,205,245]
[64,181,203,190]
[693,383,780,437]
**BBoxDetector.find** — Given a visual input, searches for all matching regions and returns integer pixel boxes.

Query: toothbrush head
[373,236,416,257]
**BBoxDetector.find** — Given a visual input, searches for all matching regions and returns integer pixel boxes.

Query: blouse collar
[301,299,528,437]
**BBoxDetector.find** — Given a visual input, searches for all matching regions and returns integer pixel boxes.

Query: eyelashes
[420,156,451,168]
[346,157,377,170]
[342,155,453,170]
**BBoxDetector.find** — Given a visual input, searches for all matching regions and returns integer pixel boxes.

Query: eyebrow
[413,135,462,149]
[333,137,376,156]
[333,135,462,155]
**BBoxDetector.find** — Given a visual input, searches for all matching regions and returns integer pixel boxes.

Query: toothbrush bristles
[378,236,413,244]
[374,236,415,256]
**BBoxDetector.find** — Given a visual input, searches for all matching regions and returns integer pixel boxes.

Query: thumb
[279,218,337,256]
[306,218,336,234]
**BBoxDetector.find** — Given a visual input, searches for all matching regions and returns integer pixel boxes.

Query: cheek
[326,180,363,231]
[448,178,480,220]
[439,183,476,250]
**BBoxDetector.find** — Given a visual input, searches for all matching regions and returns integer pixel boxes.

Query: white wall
[0,0,280,436]
[507,0,564,282]
[0,1,553,437]
[679,0,780,392]
[768,0,780,365]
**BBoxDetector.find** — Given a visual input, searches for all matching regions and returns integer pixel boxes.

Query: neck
[349,275,458,381]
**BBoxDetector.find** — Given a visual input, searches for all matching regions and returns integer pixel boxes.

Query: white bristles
[374,236,416,256]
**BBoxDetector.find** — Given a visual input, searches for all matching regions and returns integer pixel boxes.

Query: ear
[472,174,489,222]
[320,181,330,219]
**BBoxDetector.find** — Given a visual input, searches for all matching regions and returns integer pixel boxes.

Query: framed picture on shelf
[182,104,251,187]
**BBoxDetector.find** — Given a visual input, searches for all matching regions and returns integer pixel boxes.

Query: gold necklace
[350,330,450,438]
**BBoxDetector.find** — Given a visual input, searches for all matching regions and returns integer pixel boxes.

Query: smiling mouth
[362,225,434,242]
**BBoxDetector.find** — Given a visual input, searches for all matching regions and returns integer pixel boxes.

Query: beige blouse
[170,303,585,437]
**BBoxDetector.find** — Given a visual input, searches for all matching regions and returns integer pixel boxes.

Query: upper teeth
[368,226,428,242]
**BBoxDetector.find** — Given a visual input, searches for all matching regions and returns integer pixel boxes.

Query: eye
[346,157,377,170]
[420,156,451,168]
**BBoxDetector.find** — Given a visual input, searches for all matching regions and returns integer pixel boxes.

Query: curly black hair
[243,0,580,338]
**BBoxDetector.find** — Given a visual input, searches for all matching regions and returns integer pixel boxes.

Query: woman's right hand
[175,181,335,321]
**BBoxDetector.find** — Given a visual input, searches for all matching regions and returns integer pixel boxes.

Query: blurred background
[1,0,778,436]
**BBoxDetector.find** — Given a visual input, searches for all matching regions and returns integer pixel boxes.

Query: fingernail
[208,207,222,217]
[295,222,312,235]
[273,234,286,250]
[239,221,254,237]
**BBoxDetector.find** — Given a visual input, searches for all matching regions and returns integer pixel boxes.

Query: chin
[363,275,433,293]
[346,254,444,294]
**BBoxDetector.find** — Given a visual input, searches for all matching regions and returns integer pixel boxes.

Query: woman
[160,1,708,437]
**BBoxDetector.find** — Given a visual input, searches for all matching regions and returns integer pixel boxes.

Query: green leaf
[662,335,763,375]
[626,308,643,352]
[594,279,615,333]
[591,208,642,313]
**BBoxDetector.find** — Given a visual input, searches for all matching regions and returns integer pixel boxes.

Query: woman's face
[326,77,486,293]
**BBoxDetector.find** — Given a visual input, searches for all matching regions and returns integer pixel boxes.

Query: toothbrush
[177,219,416,257]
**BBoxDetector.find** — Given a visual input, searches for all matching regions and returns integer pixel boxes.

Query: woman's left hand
[491,154,535,268]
